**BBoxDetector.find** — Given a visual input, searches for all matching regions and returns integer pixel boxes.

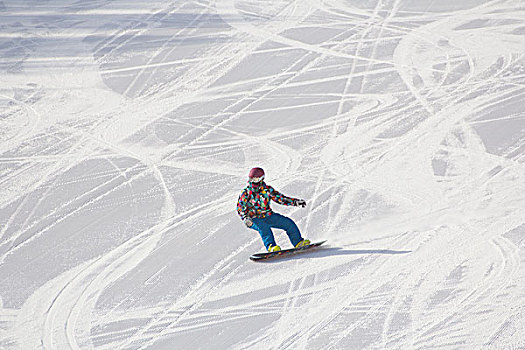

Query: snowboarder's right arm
[237,189,250,219]
[237,190,255,227]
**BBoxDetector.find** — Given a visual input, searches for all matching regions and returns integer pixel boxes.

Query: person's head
[248,167,265,183]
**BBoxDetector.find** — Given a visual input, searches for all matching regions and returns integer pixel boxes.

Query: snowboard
[250,240,327,261]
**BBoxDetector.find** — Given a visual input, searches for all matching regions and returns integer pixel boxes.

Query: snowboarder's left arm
[267,185,306,207]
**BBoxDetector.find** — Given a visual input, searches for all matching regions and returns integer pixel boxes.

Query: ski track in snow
[1,0,524,349]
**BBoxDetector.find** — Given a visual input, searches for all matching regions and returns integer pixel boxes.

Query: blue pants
[250,213,303,249]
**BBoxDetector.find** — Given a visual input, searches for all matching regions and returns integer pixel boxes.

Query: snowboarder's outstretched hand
[294,199,306,208]
[244,217,254,228]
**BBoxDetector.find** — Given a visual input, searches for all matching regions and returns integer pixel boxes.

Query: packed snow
[1,0,525,349]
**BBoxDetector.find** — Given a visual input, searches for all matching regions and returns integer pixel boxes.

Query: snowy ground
[1,0,525,349]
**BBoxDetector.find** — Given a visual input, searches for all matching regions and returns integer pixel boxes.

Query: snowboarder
[237,167,310,252]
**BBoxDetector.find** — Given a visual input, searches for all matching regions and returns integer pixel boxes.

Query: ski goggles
[249,175,264,183]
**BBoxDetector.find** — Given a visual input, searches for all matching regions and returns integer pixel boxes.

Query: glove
[294,199,306,208]
[244,217,253,228]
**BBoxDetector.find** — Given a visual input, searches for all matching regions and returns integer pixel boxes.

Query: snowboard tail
[250,241,327,261]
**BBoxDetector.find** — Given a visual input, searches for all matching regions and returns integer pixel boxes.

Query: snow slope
[1,0,524,349]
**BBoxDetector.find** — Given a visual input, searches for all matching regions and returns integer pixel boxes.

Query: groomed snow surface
[1,0,525,349]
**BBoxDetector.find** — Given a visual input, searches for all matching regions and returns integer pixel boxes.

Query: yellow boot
[268,244,281,252]
[295,239,311,248]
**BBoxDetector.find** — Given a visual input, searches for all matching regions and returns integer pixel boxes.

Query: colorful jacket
[237,182,297,219]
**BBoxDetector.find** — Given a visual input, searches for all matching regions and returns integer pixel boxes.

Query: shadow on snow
[254,247,411,263]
